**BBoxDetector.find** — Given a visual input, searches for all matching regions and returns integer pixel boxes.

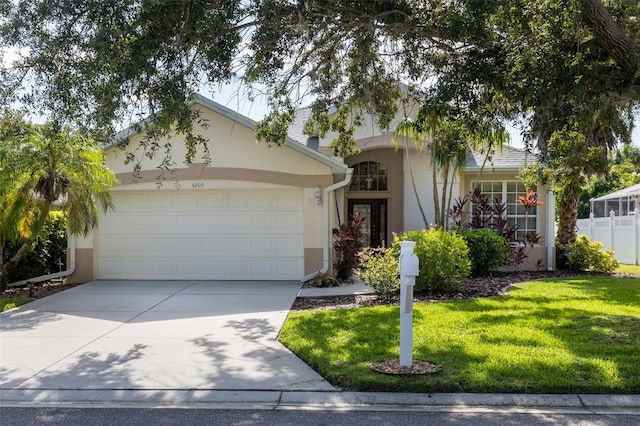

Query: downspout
[7,236,76,287]
[546,186,555,271]
[301,168,353,282]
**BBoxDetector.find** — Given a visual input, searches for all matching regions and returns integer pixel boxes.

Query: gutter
[7,236,76,288]
[301,169,353,283]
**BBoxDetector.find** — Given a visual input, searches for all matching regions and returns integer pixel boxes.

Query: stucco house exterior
[67,95,555,284]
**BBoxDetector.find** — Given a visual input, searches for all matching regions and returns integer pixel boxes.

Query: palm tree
[0,120,118,290]
[395,108,508,230]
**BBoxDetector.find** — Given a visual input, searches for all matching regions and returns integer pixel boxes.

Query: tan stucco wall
[320,98,421,146]
[66,248,94,284]
[106,105,332,177]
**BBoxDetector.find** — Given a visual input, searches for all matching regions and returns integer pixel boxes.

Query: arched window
[349,161,387,191]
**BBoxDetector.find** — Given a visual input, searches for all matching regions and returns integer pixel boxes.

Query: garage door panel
[227,214,251,230]
[98,189,304,280]
[226,193,252,209]
[151,238,175,254]
[175,238,202,253]
[277,238,303,256]
[277,214,302,231]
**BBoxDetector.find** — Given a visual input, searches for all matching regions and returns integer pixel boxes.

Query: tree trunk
[581,0,639,70]
[432,161,439,229]
[440,163,450,229]
[557,192,580,245]
[0,238,5,292]
[404,139,429,228]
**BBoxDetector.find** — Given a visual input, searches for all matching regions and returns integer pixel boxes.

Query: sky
[208,81,640,151]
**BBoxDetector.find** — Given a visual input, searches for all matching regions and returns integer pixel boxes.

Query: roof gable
[109,95,347,176]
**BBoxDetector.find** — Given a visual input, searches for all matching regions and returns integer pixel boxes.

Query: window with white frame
[475,181,539,240]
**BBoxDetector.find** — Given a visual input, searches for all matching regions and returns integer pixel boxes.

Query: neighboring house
[67,95,555,284]
[577,183,640,265]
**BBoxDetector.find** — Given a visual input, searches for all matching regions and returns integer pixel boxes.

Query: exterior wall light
[314,186,322,205]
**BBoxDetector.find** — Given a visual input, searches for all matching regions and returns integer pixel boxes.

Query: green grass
[280,276,640,393]
[1,298,31,312]
[617,264,640,276]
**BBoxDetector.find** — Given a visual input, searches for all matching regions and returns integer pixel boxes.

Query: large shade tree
[1,0,639,243]
[0,118,117,290]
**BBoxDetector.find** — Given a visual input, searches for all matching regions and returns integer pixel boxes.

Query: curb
[2,390,640,414]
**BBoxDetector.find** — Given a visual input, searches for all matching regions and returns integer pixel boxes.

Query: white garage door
[97,189,304,280]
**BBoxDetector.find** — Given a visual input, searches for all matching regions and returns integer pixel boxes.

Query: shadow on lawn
[284,277,640,392]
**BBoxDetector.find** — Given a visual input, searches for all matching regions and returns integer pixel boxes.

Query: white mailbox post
[399,241,419,367]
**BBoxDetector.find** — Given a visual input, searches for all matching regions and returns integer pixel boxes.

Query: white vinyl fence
[576,209,640,265]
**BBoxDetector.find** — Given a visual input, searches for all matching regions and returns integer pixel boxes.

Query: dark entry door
[348,199,388,247]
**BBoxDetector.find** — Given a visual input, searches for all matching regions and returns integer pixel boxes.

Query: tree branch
[580,0,639,70]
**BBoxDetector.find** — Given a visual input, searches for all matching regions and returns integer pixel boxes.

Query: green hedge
[461,228,510,276]
[394,229,470,294]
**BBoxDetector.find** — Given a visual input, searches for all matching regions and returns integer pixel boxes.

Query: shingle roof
[465,145,533,170]
[288,106,312,144]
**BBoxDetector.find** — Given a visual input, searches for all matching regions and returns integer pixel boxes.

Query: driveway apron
[0,281,334,391]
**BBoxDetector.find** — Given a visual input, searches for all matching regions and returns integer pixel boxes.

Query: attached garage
[96,189,304,280]
[65,96,350,284]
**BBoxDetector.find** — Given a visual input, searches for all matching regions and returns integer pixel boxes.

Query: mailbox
[399,241,419,278]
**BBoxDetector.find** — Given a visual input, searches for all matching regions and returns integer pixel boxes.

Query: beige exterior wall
[107,105,332,177]
[83,103,337,281]
[319,98,421,146]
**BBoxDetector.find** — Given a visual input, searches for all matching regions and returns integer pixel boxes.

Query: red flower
[518,189,544,211]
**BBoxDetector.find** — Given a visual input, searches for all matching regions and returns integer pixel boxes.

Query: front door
[348,199,388,247]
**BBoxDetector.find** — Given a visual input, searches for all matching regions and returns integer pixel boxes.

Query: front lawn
[279,276,640,393]
[617,264,640,276]
[1,298,31,312]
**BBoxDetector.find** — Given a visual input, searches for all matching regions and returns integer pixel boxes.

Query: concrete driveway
[0,280,333,392]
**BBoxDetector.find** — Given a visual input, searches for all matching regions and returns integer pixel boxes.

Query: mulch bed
[370,359,444,375]
[291,270,600,311]
[1,281,83,300]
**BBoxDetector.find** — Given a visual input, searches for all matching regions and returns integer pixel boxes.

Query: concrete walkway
[0,280,333,393]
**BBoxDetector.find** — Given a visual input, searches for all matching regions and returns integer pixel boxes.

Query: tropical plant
[2,212,67,283]
[3,1,636,184]
[449,186,543,267]
[0,120,118,290]
[333,213,367,281]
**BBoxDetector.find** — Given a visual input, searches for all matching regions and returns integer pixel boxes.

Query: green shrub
[566,235,619,273]
[2,212,67,282]
[394,229,471,294]
[358,247,400,299]
[461,228,510,276]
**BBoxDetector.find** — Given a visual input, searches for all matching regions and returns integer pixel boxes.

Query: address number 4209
[192,182,205,189]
